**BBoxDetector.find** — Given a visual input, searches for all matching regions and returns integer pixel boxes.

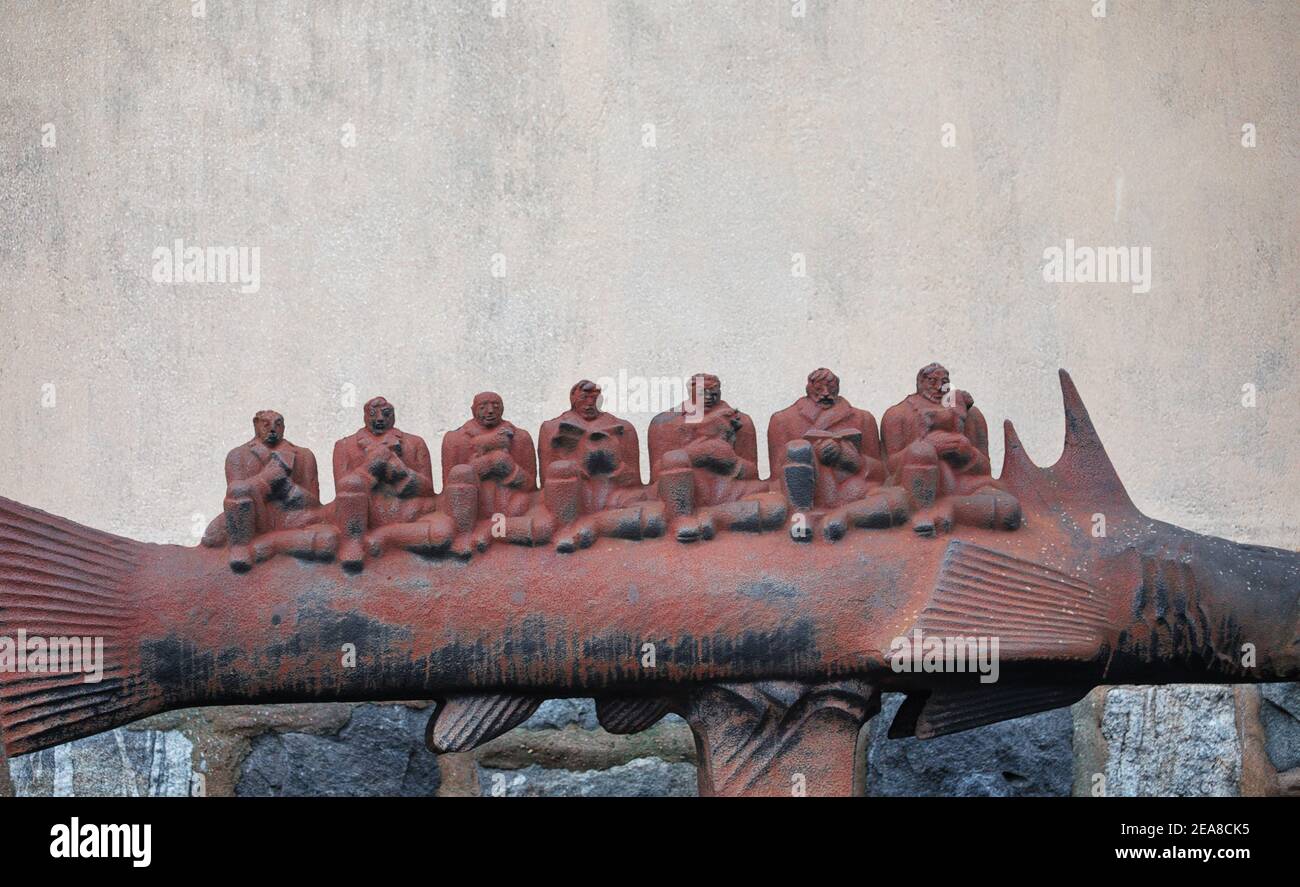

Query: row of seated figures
[201,363,1022,572]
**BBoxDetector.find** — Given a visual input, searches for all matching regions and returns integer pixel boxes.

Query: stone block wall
[7,686,1296,797]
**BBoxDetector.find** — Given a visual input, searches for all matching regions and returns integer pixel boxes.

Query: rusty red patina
[0,366,1296,796]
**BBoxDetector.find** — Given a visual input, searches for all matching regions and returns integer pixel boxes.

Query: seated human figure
[647,373,758,481]
[440,391,551,550]
[767,368,906,541]
[654,407,786,543]
[332,396,452,570]
[201,410,337,572]
[880,363,1021,536]
[538,380,664,552]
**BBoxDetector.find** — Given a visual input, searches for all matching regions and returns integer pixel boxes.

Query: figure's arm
[512,428,538,489]
[537,420,555,486]
[736,414,759,472]
[880,406,911,474]
[224,447,257,486]
[297,448,321,503]
[332,439,349,488]
[766,413,787,480]
[965,402,990,460]
[621,422,643,486]
[440,432,460,488]
[646,413,672,480]
[409,436,435,494]
[859,411,883,462]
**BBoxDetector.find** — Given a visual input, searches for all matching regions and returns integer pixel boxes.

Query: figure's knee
[545,459,579,482]
[785,439,813,466]
[661,449,692,472]
[447,464,476,486]
[905,440,939,464]
[337,473,370,495]
[226,481,256,502]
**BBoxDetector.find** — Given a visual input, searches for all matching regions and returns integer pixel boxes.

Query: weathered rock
[9,728,194,797]
[518,697,685,732]
[521,698,601,731]
[1100,686,1240,797]
[476,721,696,772]
[1259,683,1300,772]
[236,704,439,797]
[866,693,1073,797]
[478,757,698,797]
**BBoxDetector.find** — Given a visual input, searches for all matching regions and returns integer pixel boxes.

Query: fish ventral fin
[999,369,1139,519]
[595,696,673,734]
[915,540,1111,661]
[426,693,542,753]
[888,684,1092,739]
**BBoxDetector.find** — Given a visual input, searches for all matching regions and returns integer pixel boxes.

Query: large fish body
[1,372,1296,788]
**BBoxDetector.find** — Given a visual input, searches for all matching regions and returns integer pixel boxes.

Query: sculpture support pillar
[681,679,879,797]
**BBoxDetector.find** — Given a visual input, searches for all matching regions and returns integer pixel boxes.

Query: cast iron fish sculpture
[0,371,1295,796]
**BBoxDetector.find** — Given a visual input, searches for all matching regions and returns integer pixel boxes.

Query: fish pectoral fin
[595,696,675,734]
[888,684,1092,740]
[426,693,543,753]
[917,540,1112,662]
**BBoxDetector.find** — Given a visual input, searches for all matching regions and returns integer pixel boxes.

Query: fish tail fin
[0,496,158,758]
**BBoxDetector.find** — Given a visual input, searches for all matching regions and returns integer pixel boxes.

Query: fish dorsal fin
[998,369,1139,520]
[596,696,673,734]
[426,693,542,753]
[889,684,1093,739]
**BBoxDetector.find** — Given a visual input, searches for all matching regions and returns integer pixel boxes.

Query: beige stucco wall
[1,0,1296,558]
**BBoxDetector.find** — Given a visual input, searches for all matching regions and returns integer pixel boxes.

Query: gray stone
[236,703,439,797]
[521,698,600,731]
[9,728,194,797]
[866,693,1073,797]
[478,757,698,797]
[520,697,684,732]
[1259,683,1300,772]
[1101,686,1240,797]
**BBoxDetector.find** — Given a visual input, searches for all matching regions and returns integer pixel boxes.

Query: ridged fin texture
[596,696,672,734]
[426,693,542,752]
[890,684,1092,739]
[918,540,1111,660]
[0,496,153,756]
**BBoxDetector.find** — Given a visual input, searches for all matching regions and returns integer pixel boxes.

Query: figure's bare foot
[912,506,953,538]
[554,520,593,554]
[228,544,253,573]
[339,537,365,572]
[673,517,703,543]
[253,539,275,563]
[641,504,667,539]
[309,528,338,560]
[449,533,475,559]
[823,509,848,542]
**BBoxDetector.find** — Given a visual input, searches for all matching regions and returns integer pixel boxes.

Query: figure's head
[689,373,722,410]
[916,363,950,403]
[253,410,285,446]
[570,380,602,421]
[806,368,841,409]
[364,397,395,434]
[473,391,504,429]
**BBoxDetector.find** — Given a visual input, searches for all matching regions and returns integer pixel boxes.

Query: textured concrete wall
[0,0,1296,796]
